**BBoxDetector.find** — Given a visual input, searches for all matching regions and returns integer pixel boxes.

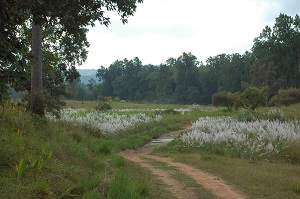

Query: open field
[1,100,300,198]
[65,100,192,110]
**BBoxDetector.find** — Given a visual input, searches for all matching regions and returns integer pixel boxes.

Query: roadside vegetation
[0,101,177,199]
[154,103,300,199]
[2,99,300,198]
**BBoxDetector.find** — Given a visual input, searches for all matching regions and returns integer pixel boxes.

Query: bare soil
[120,128,247,199]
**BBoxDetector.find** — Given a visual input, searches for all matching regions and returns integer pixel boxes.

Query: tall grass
[180,116,300,160]
[5,100,299,198]
[154,105,300,198]
[0,102,173,198]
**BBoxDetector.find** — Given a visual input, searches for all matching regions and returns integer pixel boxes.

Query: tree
[155,63,175,103]
[212,91,237,111]
[97,60,125,97]
[250,61,286,96]
[235,82,269,112]
[205,53,253,93]
[0,0,31,106]
[252,13,300,89]
[174,52,201,104]
[6,0,143,116]
[112,57,144,100]
[198,64,218,104]
[87,78,100,100]
[198,52,253,104]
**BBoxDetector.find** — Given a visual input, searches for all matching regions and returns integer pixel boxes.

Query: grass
[65,99,191,110]
[151,153,300,199]
[141,157,218,199]
[0,102,176,198]
[3,100,300,198]
[151,104,300,198]
[171,170,218,199]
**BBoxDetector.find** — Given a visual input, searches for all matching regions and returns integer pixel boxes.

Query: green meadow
[1,100,300,198]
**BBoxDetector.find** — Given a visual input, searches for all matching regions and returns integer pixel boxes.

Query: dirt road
[120,128,247,199]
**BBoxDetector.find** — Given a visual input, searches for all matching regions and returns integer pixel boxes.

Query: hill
[77,69,97,84]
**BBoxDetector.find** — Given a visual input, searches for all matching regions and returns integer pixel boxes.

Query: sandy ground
[120,128,247,199]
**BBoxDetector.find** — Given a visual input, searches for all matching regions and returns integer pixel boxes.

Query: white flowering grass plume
[48,108,162,133]
[180,116,300,159]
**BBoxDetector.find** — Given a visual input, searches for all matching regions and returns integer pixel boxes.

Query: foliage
[1,0,144,116]
[0,84,9,108]
[180,116,300,160]
[93,51,253,104]
[270,88,300,106]
[234,109,286,122]
[4,98,300,198]
[250,62,284,96]
[98,96,112,102]
[48,108,162,133]
[174,52,201,104]
[252,13,300,88]
[0,101,173,198]
[212,91,236,110]
[95,102,112,112]
[235,83,269,112]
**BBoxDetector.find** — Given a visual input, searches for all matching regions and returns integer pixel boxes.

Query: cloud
[80,0,299,69]
[259,0,300,23]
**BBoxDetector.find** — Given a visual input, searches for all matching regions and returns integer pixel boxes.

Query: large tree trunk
[28,19,44,116]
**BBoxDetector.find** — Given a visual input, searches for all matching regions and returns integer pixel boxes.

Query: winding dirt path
[120,128,247,199]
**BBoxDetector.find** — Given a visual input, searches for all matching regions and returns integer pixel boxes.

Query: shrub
[235,83,269,112]
[98,96,112,102]
[113,96,121,102]
[270,88,300,106]
[283,141,300,163]
[212,91,236,110]
[95,141,112,154]
[95,102,112,112]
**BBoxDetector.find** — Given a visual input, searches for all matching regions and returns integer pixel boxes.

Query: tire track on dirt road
[122,152,199,199]
[120,128,247,199]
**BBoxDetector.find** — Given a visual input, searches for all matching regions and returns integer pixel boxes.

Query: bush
[98,96,112,102]
[113,96,121,102]
[95,102,112,112]
[212,92,236,110]
[0,83,9,108]
[235,83,269,112]
[270,88,300,106]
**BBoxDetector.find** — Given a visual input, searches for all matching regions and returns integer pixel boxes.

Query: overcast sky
[80,0,300,69]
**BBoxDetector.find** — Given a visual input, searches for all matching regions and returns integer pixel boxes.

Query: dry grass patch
[157,153,300,199]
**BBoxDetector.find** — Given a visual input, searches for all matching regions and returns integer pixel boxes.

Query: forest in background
[3,13,300,112]
[66,13,300,105]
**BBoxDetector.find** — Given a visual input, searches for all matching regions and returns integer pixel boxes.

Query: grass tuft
[292,182,300,194]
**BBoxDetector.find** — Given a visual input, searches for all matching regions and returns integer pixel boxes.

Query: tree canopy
[2,11,300,110]
[252,13,300,89]
[0,0,143,115]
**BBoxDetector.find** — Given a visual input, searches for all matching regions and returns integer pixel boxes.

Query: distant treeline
[65,13,300,104]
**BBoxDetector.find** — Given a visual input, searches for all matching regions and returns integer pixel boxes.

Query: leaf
[17,159,24,177]
[47,151,52,161]
[32,156,43,172]
[17,128,22,136]
[61,186,78,198]
[22,165,33,175]
[45,191,54,196]
[33,156,42,171]
[37,162,43,172]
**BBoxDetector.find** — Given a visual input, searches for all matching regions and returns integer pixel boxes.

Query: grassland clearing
[2,100,300,198]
